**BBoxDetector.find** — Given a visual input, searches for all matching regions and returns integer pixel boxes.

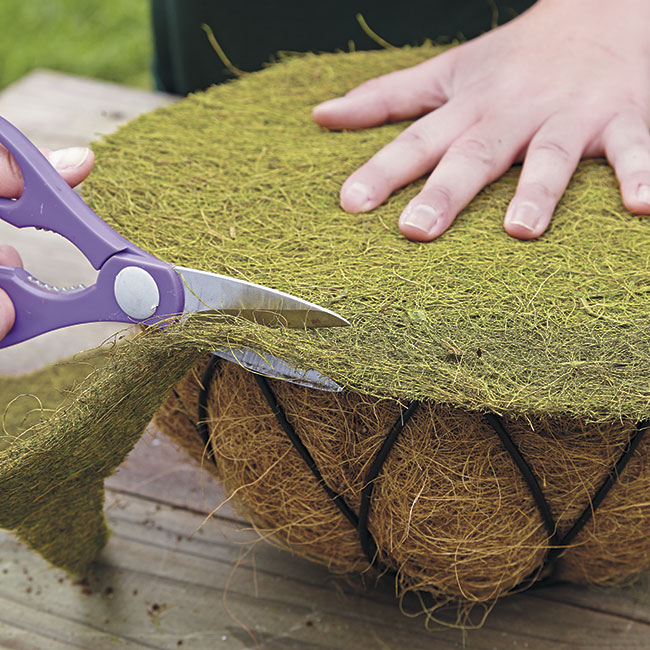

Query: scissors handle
[0,252,185,348]
[0,116,133,269]
[0,118,187,347]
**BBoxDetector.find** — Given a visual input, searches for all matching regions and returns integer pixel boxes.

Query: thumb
[312,53,454,130]
[0,144,94,198]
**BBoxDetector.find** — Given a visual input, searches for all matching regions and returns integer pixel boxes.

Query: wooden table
[0,70,649,650]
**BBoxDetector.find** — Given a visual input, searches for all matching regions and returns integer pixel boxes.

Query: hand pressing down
[313,0,650,242]
[0,144,94,341]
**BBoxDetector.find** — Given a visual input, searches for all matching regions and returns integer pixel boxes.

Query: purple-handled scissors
[0,117,349,349]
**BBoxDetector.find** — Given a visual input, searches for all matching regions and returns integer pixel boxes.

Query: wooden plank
[0,602,144,650]
[0,69,176,150]
[529,577,650,626]
[109,429,650,634]
[0,620,110,650]
[105,426,241,522]
[2,490,649,649]
[104,494,650,649]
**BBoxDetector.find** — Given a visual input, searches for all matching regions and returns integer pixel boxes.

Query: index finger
[0,144,94,198]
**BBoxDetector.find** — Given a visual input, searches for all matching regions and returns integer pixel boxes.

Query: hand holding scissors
[0,117,348,348]
[0,140,95,341]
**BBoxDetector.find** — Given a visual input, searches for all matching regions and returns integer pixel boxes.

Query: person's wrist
[533,0,650,19]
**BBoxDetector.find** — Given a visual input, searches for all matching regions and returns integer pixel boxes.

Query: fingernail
[401,204,442,237]
[48,147,90,171]
[636,184,650,206]
[505,201,540,232]
[343,182,375,212]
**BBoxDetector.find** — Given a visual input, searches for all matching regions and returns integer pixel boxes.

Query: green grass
[0,0,152,90]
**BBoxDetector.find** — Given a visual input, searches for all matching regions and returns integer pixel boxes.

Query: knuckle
[357,159,392,192]
[622,152,650,175]
[398,128,433,156]
[521,181,561,202]
[530,139,573,163]
[383,100,402,123]
[447,136,495,167]
[352,77,381,95]
[627,135,650,152]
[422,185,454,209]
[383,93,414,123]
[616,97,649,118]
[621,138,650,163]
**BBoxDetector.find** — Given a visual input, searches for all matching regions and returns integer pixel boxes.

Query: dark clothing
[151,0,537,95]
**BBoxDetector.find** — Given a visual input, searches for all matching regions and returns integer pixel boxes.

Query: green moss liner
[86,45,650,423]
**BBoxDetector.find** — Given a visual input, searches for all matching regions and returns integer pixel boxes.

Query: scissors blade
[213,349,343,392]
[174,266,349,329]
